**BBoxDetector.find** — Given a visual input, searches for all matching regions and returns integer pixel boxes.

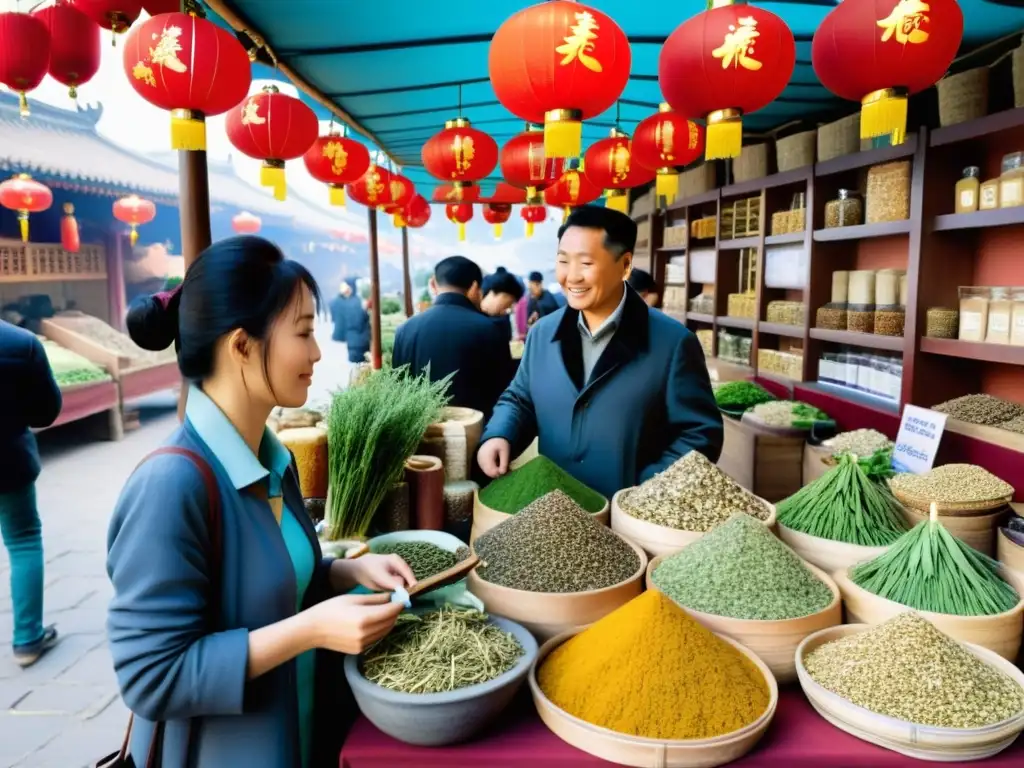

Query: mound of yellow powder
[537,590,770,740]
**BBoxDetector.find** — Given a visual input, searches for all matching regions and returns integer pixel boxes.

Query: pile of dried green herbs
[713,381,776,412]
[324,366,450,539]
[478,456,605,514]
[360,607,523,694]
[371,540,470,582]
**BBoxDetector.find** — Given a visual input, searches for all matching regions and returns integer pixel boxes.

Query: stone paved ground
[0,320,353,767]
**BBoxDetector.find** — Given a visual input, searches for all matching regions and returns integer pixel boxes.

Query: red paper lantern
[489,1,631,159]
[303,130,371,207]
[61,203,81,253]
[660,1,795,160]
[35,2,101,100]
[482,203,513,240]
[232,211,261,235]
[500,127,566,199]
[421,118,499,201]
[486,183,528,205]
[72,0,141,40]
[113,194,156,246]
[445,202,473,242]
[347,164,396,209]
[583,131,656,214]
[0,12,51,117]
[402,194,432,229]
[141,1,181,14]
[431,183,482,203]
[813,0,963,144]
[632,106,706,204]
[521,203,547,238]
[226,85,319,201]
[123,11,252,151]
[388,173,416,211]
[544,169,602,219]
[0,174,52,242]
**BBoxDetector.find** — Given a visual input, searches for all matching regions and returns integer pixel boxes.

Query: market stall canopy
[203,0,1024,198]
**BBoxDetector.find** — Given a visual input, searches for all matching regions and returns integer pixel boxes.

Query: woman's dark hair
[486,270,525,302]
[127,236,322,382]
[628,268,656,294]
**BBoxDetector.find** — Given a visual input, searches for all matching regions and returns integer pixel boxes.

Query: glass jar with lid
[955,166,980,214]
[1001,152,1024,209]
[987,287,1012,344]
[824,189,863,228]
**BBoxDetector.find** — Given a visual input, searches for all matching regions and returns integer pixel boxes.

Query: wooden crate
[718,416,805,502]
[0,240,106,283]
[41,318,134,377]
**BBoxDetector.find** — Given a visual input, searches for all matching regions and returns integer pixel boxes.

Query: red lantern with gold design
[521,203,547,238]
[659,1,795,160]
[388,173,416,212]
[402,194,432,229]
[113,194,156,246]
[303,130,371,207]
[123,11,252,151]
[421,117,499,201]
[431,183,482,204]
[225,85,319,201]
[482,203,513,240]
[347,164,396,209]
[632,105,706,204]
[232,211,261,235]
[487,183,528,205]
[813,0,963,144]
[62,203,81,253]
[35,2,101,100]
[0,12,51,117]
[500,127,566,199]
[0,174,52,242]
[544,169,602,220]
[71,0,141,41]
[445,202,473,242]
[489,1,631,159]
[583,131,656,214]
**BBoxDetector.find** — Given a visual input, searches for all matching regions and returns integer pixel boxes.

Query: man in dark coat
[0,320,62,666]
[329,279,370,364]
[480,268,525,343]
[526,270,560,328]
[477,206,723,499]
[392,256,513,421]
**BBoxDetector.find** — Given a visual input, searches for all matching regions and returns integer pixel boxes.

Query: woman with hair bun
[107,236,414,767]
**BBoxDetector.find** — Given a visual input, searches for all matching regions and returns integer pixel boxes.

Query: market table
[339,688,1024,767]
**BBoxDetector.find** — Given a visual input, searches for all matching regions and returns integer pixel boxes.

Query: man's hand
[527,311,540,326]
[477,437,511,478]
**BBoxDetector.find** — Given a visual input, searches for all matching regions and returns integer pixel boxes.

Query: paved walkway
[0,320,353,767]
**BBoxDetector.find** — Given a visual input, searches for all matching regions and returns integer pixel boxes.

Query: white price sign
[891,405,947,475]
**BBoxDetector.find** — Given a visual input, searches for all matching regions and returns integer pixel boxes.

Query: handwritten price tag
[892,405,947,475]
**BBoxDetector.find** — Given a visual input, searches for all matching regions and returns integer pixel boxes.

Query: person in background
[480,268,526,343]
[329,278,370,364]
[514,294,529,340]
[392,256,513,420]
[526,270,559,327]
[110,236,413,767]
[628,268,661,308]
[477,206,723,499]
[0,319,62,668]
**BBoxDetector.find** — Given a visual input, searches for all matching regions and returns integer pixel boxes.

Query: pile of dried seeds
[933,394,1024,426]
[890,464,1014,505]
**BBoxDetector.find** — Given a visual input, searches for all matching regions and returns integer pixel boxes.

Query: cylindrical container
[875,271,898,307]
[816,303,848,331]
[375,481,410,533]
[422,407,485,483]
[824,190,863,228]
[276,426,328,499]
[956,166,981,213]
[415,435,447,464]
[898,274,908,307]
[443,480,478,540]
[926,307,959,339]
[874,306,906,337]
[987,287,1013,345]
[959,287,991,342]
[831,270,850,304]
[848,271,876,305]
[846,304,875,334]
[404,455,445,530]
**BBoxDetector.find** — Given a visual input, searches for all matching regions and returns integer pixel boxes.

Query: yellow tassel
[18,214,28,242]
[705,119,742,161]
[261,165,287,201]
[525,221,535,238]
[605,193,629,213]
[656,172,680,205]
[130,226,139,246]
[458,222,466,241]
[170,112,206,151]
[273,182,287,202]
[494,223,503,239]
[18,92,29,118]
[562,206,570,224]
[329,185,346,207]
[544,111,582,159]
[861,89,908,144]
[394,214,406,228]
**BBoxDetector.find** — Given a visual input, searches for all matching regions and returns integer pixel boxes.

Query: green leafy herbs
[478,456,606,514]
[713,381,776,412]
[324,366,450,539]
[777,453,908,546]
[850,508,1019,616]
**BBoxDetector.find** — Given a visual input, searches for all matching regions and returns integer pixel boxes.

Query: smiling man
[477,205,723,499]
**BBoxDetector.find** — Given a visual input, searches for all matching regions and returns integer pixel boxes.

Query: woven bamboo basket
[469,489,610,544]
[889,484,1013,515]
[817,114,860,163]
[646,554,842,683]
[900,505,1008,557]
[423,407,484,483]
[797,625,1024,762]
[775,130,816,172]
[998,529,1024,580]
[529,628,778,767]
[833,567,1024,661]
[1014,38,1024,109]
[777,523,891,574]
[733,143,769,183]
[937,67,989,127]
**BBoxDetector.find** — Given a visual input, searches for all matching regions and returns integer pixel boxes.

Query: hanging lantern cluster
[631,105,705,204]
[813,0,963,144]
[113,194,156,246]
[347,162,416,212]
[225,84,319,201]
[35,2,101,100]
[61,203,81,253]
[482,203,513,239]
[445,202,473,242]
[544,169,602,221]
[583,130,655,213]
[0,12,52,116]
[73,0,142,43]
[521,203,547,239]
[500,126,566,200]
[432,183,481,203]
[232,211,262,235]
[401,194,432,229]
[0,174,52,242]
[421,114,499,201]
[303,127,371,207]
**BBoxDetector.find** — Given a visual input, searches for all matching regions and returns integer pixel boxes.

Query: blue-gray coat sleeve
[106,454,249,722]
[25,335,62,429]
[638,332,724,481]
[479,329,538,457]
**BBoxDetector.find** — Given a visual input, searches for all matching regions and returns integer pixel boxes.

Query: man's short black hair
[557,205,638,260]
[435,255,483,292]
[628,268,656,294]
[486,270,525,301]
[528,271,544,283]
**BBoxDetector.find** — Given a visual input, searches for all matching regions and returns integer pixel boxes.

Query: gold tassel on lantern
[458,222,467,241]
[329,185,346,207]
[129,225,140,246]
[525,221,535,238]
[261,160,287,201]
[544,109,583,159]
[861,88,908,145]
[393,214,407,228]
[562,206,570,224]
[705,108,743,160]
[17,211,29,242]
[604,190,628,213]
[493,223,503,239]
[170,109,207,151]
[656,170,680,205]
[18,92,30,119]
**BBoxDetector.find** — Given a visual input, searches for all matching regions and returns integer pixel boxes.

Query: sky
[0,2,564,278]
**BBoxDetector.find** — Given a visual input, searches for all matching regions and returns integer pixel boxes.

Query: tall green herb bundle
[777,453,908,546]
[851,507,1019,616]
[325,366,450,539]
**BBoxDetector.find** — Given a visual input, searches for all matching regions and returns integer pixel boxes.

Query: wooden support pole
[401,226,413,317]
[368,207,383,370]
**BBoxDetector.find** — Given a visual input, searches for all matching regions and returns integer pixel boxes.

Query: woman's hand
[305,593,404,655]
[330,553,416,593]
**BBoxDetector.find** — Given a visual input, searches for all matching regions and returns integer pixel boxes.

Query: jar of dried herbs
[816,303,848,330]
[926,308,959,339]
[874,305,905,337]
[847,304,875,334]
[958,287,990,342]
[987,287,1012,344]
[1011,288,1024,346]
[824,189,863,228]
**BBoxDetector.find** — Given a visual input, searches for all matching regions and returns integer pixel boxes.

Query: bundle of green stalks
[851,505,1019,616]
[324,366,450,539]
[777,453,908,546]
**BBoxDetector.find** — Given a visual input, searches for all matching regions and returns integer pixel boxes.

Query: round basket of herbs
[796,615,1024,761]
[834,506,1024,661]
[467,490,647,642]
[713,381,776,419]
[645,515,841,683]
[470,456,609,543]
[741,401,833,436]
[344,606,538,747]
[998,518,1024,578]
[889,464,1014,515]
[611,451,775,558]
[368,531,471,581]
